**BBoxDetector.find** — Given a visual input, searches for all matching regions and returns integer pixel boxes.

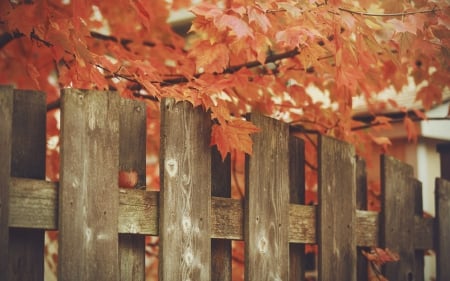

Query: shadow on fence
[1,86,449,281]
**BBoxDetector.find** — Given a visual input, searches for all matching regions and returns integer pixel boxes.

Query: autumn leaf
[189,41,229,73]
[404,116,418,141]
[215,14,254,39]
[211,120,261,160]
[247,6,271,33]
[362,247,400,265]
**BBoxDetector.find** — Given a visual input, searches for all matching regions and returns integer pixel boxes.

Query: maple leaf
[247,6,271,33]
[387,18,418,35]
[189,41,229,73]
[211,120,261,160]
[275,26,316,48]
[215,14,254,39]
[404,116,418,141]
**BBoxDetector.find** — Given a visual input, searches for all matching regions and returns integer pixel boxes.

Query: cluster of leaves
[1,0,449,161]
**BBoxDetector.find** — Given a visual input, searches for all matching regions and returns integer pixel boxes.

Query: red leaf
[404,116,418,141]
[215,14,254,38]
[189,42,229,73]
[211,120,260,160]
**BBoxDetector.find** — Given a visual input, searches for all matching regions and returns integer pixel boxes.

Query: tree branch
[351,116,450,131]
[338,6,439,17]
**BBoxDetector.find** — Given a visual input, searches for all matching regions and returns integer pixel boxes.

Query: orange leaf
[211,120,260,160]
[189,42,229,73]
[404,116,418,141]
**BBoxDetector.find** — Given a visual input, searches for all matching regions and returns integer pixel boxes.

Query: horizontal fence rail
[8,178,435,248]
[1,87,449,281]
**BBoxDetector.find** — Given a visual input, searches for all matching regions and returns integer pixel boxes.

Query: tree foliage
[1,0,449,161]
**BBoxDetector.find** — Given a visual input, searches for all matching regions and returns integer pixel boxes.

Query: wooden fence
[0,86,449,281]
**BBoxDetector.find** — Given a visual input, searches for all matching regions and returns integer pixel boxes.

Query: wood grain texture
[118,98,146,281]
[318,135,357,281]
[245,113,290,281]
[0,85,13,280]
[59,89,120,281]
[159,99,211,281]
[289,137,305,281]
[414,180,424,281]
[9,89,46,281]
[381,155,415,281]
[211,147,232,281]
[436,178,450,281]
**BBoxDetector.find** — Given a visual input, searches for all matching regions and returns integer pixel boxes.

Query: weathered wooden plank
[211,147,232,281]
[380,155,415,281]
[437,144,450,181]
[118,98,146,281]
[159,99,211,281]
[414,217,434,250]
[245,113,290,281]
[118,188,158,234]
[414,180,424,281]
[318,135,357,281]
[9,179,436,249]
[436,178,450,281]
[9,89,46,281]
[9,178,58,229]
[59,89,120,281]
[288,204,316,244]
[356,158,368,281]
[289,137,305,281]
[0,85,13,281]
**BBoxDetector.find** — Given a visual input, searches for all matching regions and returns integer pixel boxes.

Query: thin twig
[338,6,439,17]
[351,116,450,131]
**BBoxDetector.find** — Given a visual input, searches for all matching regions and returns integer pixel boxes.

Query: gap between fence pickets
[8,177,435,248]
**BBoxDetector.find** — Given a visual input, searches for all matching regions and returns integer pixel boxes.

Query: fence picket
[159,99,212,281]
[289,137,305,281]
[0,86,13,281]
[9,90,46,281]
[436,178,450,281]
[59,89,120,281]
[245,113,290,281]
[118,98,147,281]
[381,155,415,280]
[318,135,357,281]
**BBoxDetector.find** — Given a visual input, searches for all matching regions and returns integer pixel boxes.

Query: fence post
[318,135,356,281]
[0,86,13,281]
[437,143,450,180]
[245,113,290,281]
[380,155,415,280]
[58,89,120,281]
[118,98,147,281]
[289,137,305,281]
[9,90,46,281]
[435,178,450,281]
[159,99,212,281]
